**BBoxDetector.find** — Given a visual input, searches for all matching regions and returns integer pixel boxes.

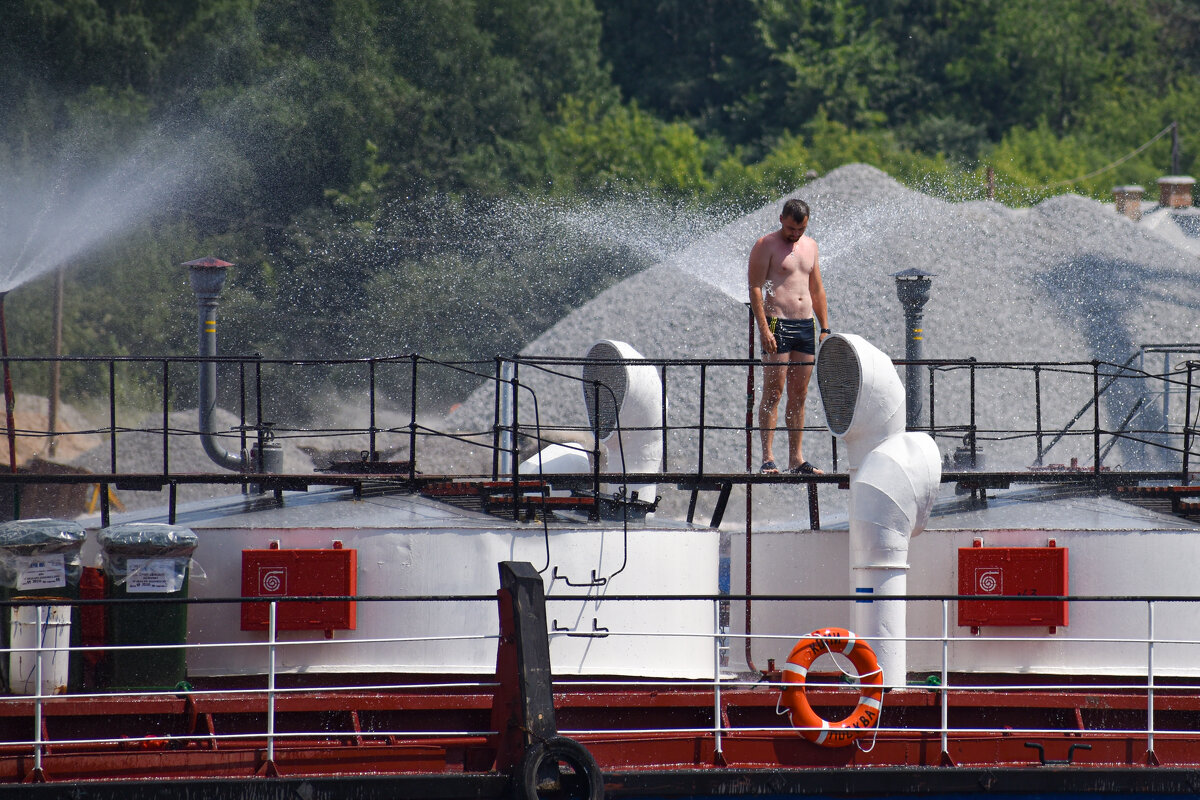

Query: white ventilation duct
[518,442,591,495]
[581,340,663,502]
[817,333,941,689]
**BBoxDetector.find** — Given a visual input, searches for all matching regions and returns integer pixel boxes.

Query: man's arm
[809,244,829,340]
[748,238,776,354]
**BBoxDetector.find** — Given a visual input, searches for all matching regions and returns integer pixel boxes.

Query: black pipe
[186,258,248,472]
[893,269,934,430]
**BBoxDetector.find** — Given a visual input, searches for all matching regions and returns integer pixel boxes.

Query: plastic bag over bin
[0,518,87,591]
[98,522,199,593]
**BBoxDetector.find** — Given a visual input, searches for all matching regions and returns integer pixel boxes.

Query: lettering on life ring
[779,627,883,747]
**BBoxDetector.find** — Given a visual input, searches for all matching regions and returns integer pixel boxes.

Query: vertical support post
[492,358,503,481]
[698,365,707,476]
[969,360,978,467]
[712,598,723,761]
[1183,362,1194,482]
[33,605,45,776]
[108,361,117,473]
[1147,601,1156,760]
[239,362,247,494]
[940,599,949,760]
[509,361,521,518]
[267,601,277,766]
[368,360,377,460]
[1163,350,1171,451]
[661,366,670,473]
[746,303,755,474]
[1034,365,1044,466]
[927,365,936,435]
[409,355,419,484]
[1093,361,1102,474]
[162,360,170,476]
[100,483,110,528]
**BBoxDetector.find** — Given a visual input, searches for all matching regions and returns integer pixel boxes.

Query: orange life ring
[780,627,883,747]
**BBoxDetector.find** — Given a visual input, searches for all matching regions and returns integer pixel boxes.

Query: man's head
[779,198,810,242]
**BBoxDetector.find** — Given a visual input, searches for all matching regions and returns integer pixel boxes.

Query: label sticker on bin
[15,554,66,590]
[126,558,184,593]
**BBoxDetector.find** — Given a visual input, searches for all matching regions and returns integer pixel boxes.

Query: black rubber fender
[514,735,604,800]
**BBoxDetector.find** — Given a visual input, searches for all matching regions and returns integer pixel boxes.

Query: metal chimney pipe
[892,269,934,429]
[185,257,252,472]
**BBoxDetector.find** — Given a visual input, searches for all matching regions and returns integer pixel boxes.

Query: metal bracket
[1024,741,1091,765]
[551,618,610,638]
[551,566,607,587]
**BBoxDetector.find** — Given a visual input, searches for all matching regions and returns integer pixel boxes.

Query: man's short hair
[782,198,810,222]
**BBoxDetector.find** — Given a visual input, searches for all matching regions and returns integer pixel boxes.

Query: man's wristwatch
[820,327,831,334]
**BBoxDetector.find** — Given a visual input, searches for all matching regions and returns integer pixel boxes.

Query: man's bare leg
[785,358,823,474]
[758,358,787,472]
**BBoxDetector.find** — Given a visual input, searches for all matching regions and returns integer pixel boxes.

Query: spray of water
[0,122,230,293]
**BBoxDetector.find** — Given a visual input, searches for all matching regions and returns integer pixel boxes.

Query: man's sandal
[789,461,823,475]
[759,460,780,474]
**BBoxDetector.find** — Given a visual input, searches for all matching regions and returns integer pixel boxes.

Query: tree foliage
[0,0,1196,414]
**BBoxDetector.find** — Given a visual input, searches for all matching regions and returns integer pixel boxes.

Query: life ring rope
[779,627,884,749]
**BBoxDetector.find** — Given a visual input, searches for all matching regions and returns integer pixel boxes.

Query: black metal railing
[1,346,1198,525]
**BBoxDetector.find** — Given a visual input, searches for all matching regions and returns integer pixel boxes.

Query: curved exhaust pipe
[185,258,280,476]
[817,333,941,688]
[581,340,663,503]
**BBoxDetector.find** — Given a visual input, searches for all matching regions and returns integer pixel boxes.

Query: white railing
[1,593,1198,770]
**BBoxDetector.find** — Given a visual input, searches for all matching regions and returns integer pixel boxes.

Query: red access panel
[957,544,1068,631]
[241,547,357,631]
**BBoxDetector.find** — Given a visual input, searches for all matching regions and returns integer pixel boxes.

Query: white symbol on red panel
[975,568,1002,594]
[259,567,287,595]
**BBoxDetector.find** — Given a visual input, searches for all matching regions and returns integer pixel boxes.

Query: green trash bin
[97,522,198,691]
[0,518,86,695]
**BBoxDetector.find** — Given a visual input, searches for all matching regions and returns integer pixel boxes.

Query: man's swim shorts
[766,317,817,356]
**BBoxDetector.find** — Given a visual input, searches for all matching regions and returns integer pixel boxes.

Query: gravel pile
[439,164,1200,526]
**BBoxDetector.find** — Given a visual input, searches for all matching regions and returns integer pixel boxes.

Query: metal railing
[1,589,1199,776]
[1,347,1198,523]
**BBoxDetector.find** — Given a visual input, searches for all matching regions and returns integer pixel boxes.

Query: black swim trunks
[766,317,818,356]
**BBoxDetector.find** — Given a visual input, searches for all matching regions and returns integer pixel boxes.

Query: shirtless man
[748,198,830,475]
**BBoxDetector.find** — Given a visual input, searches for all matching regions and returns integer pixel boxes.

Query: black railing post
[1184,361,1194,483]
[510,361,521,520]
[100,482,110,528]
[1034,365,1043,466]
[698,364,707,476]
[410,355,419,484]
[969,358,978,467]
[368,360,377,459]
[927,364,936,436]
[492,357,502,481]
[591,381,601,508]
[255,356,265,471]
[239,361,248,485]
[661,365,670,473]
[161,360,170,476]
[108,360,117,472]
[1093,360,1102,473]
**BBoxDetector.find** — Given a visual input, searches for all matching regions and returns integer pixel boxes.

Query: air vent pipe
[185,258,280,475]
[581,340,663,502]
[817,333,941,688]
